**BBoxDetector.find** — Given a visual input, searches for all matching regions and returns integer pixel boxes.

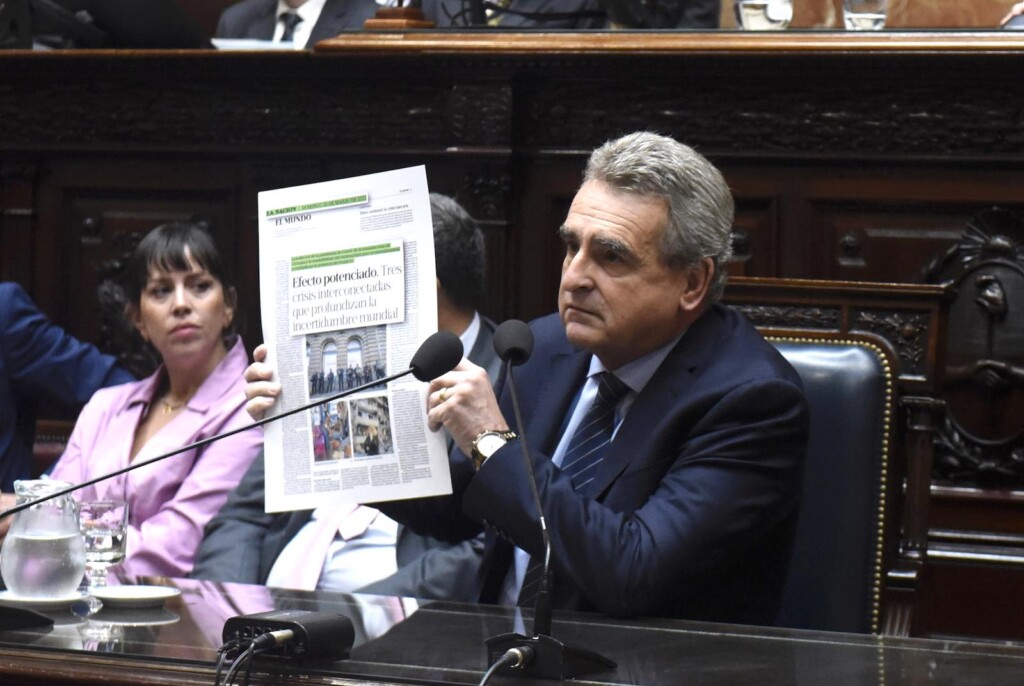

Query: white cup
[843,0,887,30]
[735,0,793,30]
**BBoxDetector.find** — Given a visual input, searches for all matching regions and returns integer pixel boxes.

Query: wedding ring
[440,387,449,403]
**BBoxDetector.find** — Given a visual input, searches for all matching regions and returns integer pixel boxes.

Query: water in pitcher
[1,532,86,598]
[0,479,87,598]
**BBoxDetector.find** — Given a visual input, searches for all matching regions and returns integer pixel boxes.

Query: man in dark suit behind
[215,0,381,48]
[192,193,500,601]
[218,0,719,38]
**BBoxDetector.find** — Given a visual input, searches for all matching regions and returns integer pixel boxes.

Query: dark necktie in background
[517,371,629,607]
[279,11,303,43]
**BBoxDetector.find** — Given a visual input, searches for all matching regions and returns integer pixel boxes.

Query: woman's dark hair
[124,222,236,310]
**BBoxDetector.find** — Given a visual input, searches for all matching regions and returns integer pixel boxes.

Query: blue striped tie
[517,372,629,608]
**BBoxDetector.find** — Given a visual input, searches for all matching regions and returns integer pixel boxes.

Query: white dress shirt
[273,0,326,47]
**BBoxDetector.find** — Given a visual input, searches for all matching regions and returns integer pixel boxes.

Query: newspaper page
[256,166,451,513]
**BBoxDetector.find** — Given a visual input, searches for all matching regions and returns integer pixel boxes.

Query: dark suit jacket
[216,0,380,48]
[0,282,132,491]
[381,304,808,624]
[422,0,606,28]
[421,0,718,27]
[191,317,501,601]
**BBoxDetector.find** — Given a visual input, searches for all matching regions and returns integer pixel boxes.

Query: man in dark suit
[421,0,718,28]
[395,132,807,624]
[192,193,500,600]
[0,282,132,494]
[245,133,807,624]
[215,0,380,48]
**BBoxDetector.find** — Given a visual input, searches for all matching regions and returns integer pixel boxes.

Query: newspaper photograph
[256,166,451,513]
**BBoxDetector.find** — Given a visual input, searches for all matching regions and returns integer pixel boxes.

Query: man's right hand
[244,343,282,421]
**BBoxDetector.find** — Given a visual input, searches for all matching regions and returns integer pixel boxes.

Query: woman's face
[132,248,233,366]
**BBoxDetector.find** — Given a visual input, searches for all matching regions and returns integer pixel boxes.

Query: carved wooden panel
[925,208,1024,488]
[34,161,242,348]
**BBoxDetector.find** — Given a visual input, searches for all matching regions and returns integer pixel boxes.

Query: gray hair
[583,132,735,302]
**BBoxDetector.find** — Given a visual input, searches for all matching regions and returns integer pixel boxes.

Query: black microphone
[0,330,465,521]
[484,320,615,681]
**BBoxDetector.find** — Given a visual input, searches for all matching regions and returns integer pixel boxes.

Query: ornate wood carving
[731,304,840,330]
[853,310,930,377]
[461,166,512,222]
[926,207,1024,487]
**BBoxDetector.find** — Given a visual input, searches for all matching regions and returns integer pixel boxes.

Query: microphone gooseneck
[483,320,616,681]
[0,330,464,521]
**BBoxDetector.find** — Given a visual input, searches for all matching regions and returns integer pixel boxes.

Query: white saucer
[90,585,181,609]
[92,607,180,626]
[0,589,89,610]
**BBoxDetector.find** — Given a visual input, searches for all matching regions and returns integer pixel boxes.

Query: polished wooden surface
[2,577,1024,685]
[318,29,1024,53]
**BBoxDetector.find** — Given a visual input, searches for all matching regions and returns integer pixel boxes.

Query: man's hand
[427,359,509,457]
[244,343,282,421]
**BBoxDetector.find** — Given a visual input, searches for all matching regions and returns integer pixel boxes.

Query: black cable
[479,651,524,686]
[222,643,256,686]
[214,638,242,686]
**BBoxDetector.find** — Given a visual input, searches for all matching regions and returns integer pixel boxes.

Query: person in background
[216,0,718,42]
[215,0,381,49]
[47,222,263,578]
[247,133,808,624]
[422,0,718,28]
[0,282,134,529]
[191,193,498,601]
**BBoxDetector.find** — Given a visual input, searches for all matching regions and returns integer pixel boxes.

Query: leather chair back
[772,340,894,634]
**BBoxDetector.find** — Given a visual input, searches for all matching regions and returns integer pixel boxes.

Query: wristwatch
[470,429,516,470]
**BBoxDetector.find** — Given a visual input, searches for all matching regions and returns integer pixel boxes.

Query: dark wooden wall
[2,31,1024,642]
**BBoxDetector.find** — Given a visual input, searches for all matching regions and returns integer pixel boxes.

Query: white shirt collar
[458,311,482,359]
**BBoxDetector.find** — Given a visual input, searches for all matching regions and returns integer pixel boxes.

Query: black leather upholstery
[772,341,892,634]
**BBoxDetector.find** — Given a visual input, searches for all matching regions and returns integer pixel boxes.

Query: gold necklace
[162,398,185,414]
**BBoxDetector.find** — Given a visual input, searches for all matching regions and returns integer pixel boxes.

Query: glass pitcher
[0,480,86,598]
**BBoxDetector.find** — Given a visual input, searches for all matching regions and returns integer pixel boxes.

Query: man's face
[558,180,706,369]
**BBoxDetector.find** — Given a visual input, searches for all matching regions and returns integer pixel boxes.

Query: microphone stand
[1,368,424,522]
[484,324,615,680]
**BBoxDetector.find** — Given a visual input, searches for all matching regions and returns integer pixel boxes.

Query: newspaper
[256,166,451,513]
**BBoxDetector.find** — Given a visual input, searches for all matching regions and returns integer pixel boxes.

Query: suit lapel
[519,339,589,457]
[308,0,370,45]
[250,1,277,39]
[588,306,727,499]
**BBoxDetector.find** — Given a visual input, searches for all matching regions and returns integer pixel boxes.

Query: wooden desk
[1,577,1024,685]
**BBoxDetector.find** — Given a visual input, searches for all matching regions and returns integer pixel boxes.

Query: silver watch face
[477,433,508,458]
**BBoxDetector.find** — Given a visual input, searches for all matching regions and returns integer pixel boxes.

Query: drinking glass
[78,500,128,587]
[843,0,887,30]
[734,0,792,30]
[0,480,86,599]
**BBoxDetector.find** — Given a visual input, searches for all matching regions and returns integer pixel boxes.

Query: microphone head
[494,319,534,366]
[410,330,464,381]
